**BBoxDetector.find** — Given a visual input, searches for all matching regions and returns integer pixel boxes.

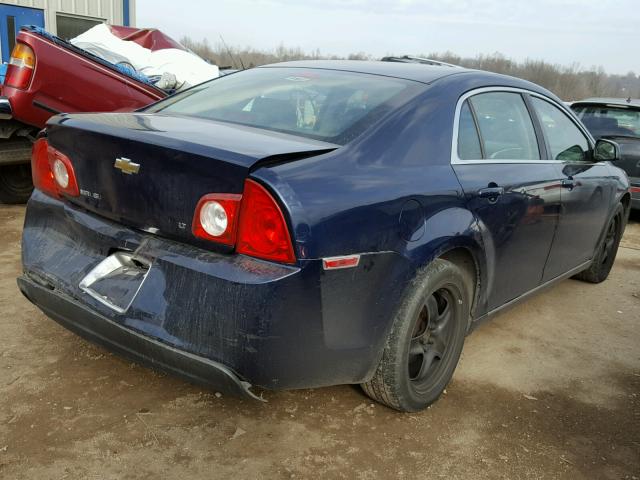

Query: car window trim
[466,99,486,159]
[522,93,550,160]
[451,86,599,165]
[457,99,485,160]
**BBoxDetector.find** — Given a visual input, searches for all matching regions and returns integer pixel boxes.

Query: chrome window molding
[450,86,600,166]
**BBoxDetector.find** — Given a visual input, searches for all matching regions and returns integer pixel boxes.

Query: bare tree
[179,36,639,100]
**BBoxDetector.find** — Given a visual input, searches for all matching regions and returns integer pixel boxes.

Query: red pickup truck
[0,25,172,203]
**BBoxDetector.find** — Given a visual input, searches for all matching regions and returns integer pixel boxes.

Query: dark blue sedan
[19,61,630,412]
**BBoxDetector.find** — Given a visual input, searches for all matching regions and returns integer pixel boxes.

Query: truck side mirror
[593,139,620,162]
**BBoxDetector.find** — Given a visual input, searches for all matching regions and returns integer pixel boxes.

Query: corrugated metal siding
[0,1,46,8]
[0,0,135,33]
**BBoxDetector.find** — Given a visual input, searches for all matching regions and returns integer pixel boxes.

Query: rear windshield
[573,104,640,138]
[146,67,421,145]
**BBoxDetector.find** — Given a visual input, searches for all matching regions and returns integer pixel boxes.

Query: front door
[527,97,616,280]
[452,90,563,310]
[0,4,45,64]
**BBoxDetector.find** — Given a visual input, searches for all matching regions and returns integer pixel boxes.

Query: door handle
[478,186,504,200]
[561,178,575,190]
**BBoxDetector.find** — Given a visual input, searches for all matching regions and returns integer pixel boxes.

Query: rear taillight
[31,138,80,198]
[192,179,296,264]
[5,43,35,89]
[236,180,296,264]
[31,138,56,197]
[48,146,79,197]
[192,194,242,245]
[631,186,640,193]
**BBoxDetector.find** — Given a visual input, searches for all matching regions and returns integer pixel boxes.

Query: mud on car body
[19,61,631,412]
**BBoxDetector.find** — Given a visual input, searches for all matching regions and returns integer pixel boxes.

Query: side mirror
[593,139,620,162]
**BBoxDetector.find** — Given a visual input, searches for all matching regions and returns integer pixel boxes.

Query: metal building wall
[0,0,136,33]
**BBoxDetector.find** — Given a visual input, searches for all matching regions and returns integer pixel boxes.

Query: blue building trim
[123,0,130,26]
[0,4,44,63]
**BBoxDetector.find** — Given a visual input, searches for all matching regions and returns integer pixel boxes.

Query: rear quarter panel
[250,77,504,372]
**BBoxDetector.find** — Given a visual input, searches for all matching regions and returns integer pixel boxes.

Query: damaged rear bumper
[20,191,406,393]
[18,275,261,400]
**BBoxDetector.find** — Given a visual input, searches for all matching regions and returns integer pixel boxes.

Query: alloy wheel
[408,288,455,386]
[600,215,619,265]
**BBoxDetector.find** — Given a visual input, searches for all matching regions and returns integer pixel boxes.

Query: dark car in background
[571,98,640,209]
[18,61,631,412]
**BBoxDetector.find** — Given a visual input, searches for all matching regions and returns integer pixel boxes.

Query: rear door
[529,97,615,280]
[452,89,563,310]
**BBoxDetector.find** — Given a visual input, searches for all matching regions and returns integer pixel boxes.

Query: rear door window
[531,98,590,162]
[469,92,540,160]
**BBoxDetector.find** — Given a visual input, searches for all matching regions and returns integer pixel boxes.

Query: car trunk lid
[45,112,336,247]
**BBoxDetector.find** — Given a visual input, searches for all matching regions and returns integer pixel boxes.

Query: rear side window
[469,92,540,160]
[531,98,590,161]
[458,101,482,160]
[148,67,421,145]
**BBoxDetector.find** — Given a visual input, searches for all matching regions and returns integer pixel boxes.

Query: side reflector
[323,255,360,270]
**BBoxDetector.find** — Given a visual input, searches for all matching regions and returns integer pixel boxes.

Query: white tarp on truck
[71,24,219,90]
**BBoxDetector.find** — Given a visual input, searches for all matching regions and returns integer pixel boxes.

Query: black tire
[0,163,33,204]
[0,136,34,204]
[574,203,625,284]
[361,258,472,412]
[0,137,33,164]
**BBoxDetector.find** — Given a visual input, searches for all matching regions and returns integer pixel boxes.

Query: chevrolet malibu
[18,61,630,412]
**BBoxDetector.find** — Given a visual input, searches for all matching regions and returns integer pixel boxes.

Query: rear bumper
[17,275,260,399]
[0,96,12,120]
[20,191,407,391]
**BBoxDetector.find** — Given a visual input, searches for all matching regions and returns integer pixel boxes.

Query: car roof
[572,97,640,109]
[258,60,471,84]
[256,60,563,105]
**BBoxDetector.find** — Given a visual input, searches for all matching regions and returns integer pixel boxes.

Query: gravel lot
[1,205,638,479]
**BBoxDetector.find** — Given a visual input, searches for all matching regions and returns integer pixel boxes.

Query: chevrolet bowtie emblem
[114,157,140,175]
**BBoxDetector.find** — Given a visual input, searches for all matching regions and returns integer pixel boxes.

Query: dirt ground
[1,205,638,480]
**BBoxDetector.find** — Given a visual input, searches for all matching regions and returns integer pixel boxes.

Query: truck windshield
[573,104,640,138]
[146,67,421,145]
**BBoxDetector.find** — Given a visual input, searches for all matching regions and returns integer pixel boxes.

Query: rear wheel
[0,136,34,204]
[361,259,472,412]
[0,163,33,204]
[575,203,624,284]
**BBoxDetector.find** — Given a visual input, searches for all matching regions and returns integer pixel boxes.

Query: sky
[137,0,640,75]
